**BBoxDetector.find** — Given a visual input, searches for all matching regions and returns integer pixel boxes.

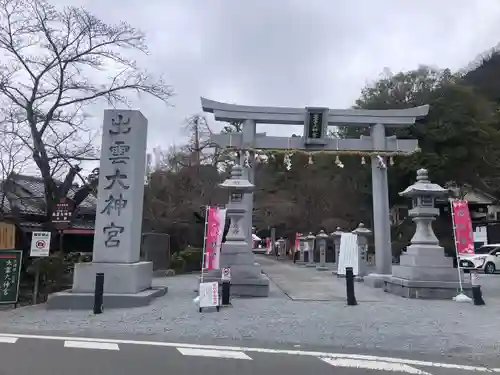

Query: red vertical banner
[295,233,301,250]
[451,200,475,256]
[203,207,226,270]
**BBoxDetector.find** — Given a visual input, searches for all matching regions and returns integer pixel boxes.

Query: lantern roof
[316,229,328,239]
[219,165,254,190]
[306,232,315,240]
[352,223,372,235]
[399,168,448,198]
[330,227,343,237]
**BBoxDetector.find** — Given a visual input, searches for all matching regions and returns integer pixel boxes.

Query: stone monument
[219,165,269,297]
[384,169,471,299]
[316,230,329,271]
[305,232,316,267]
[47,110,167,309]
[202,98,429,289]
[330,227,343,270]
[352,223,372,278]
[297,234,307,265]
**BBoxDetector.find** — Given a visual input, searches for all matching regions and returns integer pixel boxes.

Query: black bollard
[93,273,104,314]
[345,267,357,306]
[221,281,231,305]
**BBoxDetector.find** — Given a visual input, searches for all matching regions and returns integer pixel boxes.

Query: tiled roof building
[0,173,96,233]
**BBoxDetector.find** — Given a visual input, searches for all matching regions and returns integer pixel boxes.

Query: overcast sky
[53,0,500,155]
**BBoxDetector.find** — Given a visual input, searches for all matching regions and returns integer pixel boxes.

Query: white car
[458,244,500,274]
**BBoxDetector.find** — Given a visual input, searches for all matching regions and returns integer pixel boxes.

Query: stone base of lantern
[199,241,270,297]
[364,273,389,288]
[384,278,472,299]
[383,245,472,299]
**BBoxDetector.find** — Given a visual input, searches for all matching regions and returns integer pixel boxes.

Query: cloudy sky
[53,0,500,154]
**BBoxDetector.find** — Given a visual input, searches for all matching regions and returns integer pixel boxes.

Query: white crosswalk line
[64,340,120,351]
[320,358,432,374]
[0,336,18,343]
[177,347,252,360]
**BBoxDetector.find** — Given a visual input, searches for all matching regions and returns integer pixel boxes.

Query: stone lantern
[316,230,329,271]
[218,165,270,297]
[330,227,343,266]
[298,234,307,264]
[352,223,372,278]
[385,168,471,299]
[277,237,285,257]
[306,232,316,267]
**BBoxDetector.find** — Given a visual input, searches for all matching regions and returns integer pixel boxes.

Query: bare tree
[0,0,173,219]
[0,121,30,217]
[182,115,220,167]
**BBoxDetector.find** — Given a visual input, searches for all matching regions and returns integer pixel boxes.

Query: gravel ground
[0,265,499,362]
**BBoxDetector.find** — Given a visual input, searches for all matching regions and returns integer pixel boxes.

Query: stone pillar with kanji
[47,110,167,309]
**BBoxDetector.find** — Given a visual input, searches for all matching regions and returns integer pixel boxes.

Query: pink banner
[451,200,474,256]
[265,237,271,254]
[295,233,301,250]
[203,207,226,270]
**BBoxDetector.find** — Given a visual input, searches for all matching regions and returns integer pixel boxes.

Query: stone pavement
[257,255,397,302]
[0,256,499,364]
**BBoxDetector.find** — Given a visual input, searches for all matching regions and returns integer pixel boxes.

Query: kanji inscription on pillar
[93,110,148,263]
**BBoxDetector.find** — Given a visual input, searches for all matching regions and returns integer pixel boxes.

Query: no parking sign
[30,231,51,257]
[221,267,231,282]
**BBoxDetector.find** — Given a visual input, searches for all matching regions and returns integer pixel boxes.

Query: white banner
[337,233,359,276]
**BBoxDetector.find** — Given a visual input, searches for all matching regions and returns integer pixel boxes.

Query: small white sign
[199,281,219,308]
[337,233,359,276]
[221,267,231,282]
[30,231,51,257]
[471,272,480,286]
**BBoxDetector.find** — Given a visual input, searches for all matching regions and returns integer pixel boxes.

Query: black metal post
[221,281,231,305]
[472,286,485,306]
[345,267,357,306]
[93,273,104,314]
[32,261,40,305]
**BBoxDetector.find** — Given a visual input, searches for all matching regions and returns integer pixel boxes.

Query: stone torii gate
[202,97,429,287]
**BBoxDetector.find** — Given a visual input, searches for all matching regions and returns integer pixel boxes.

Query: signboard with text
[0,250,22,304]
[30,231,51,257]
[199,281,219,308]
[304,107,328,144]
[51,198,75,229]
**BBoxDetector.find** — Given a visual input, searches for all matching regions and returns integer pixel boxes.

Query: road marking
[321,358,432,374]
[0,332,491,372]
[0,336,18,343]
[177,348,252,360]
[64,340,120,351]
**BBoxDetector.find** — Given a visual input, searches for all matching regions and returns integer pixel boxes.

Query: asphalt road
[0,333,496,375]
